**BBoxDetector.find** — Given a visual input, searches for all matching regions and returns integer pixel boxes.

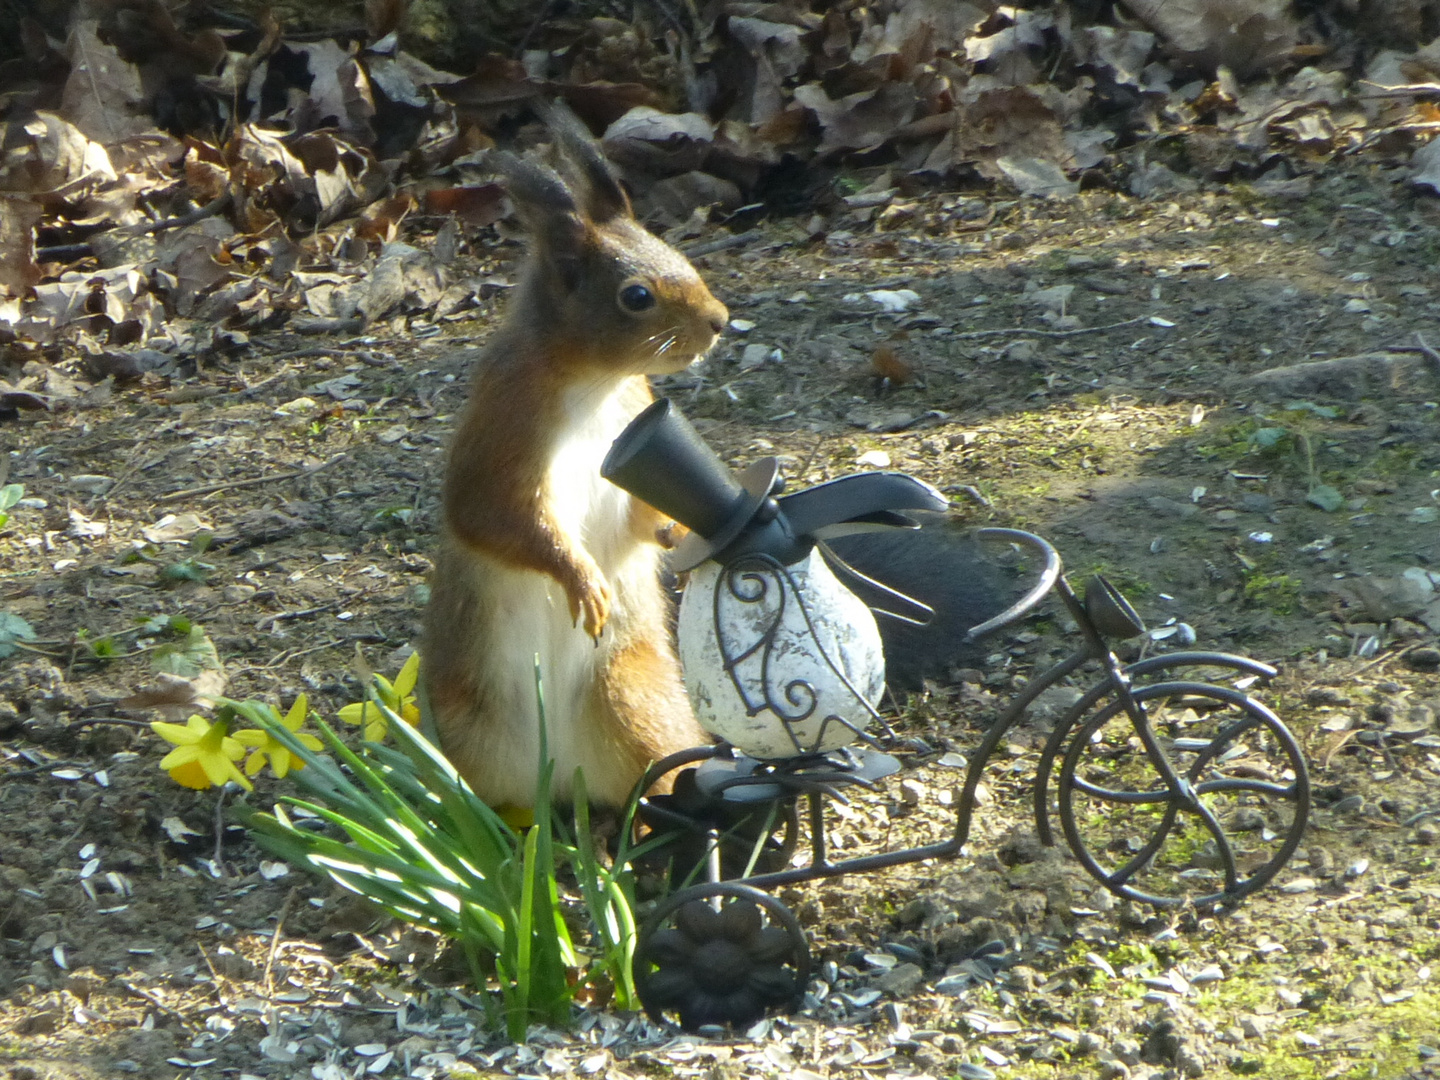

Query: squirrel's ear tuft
[493,151,588,254]
[538,99,631,223]
[492,151,575,218]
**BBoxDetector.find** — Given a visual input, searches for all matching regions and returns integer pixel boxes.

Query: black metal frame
[637,528,1311,910]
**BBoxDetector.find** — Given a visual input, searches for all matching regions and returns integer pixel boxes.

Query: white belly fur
[459,379,657,806]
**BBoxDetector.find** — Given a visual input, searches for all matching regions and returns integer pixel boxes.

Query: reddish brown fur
[421,107,726,810]
[442,347,617,635]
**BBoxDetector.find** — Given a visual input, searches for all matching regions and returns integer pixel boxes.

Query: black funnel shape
[602,398,757,540]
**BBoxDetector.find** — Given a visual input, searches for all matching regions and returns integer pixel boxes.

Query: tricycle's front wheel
[633,882,811,1031]
[1054,681,1309,908]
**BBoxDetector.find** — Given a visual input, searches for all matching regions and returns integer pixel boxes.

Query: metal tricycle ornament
[602,399,1312,1033]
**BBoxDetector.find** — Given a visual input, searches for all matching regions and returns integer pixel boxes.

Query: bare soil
[3,164,1440,1079]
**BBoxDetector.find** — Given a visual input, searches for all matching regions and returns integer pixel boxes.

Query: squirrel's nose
[709,315,727,335]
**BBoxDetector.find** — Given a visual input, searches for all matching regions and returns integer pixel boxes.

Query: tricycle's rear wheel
[1055,681,1309,908]
[633,882,811,1031]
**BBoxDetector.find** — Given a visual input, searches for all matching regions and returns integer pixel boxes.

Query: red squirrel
[422,104,727,811]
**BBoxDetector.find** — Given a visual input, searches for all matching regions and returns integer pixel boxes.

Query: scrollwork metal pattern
[713,553,881,757]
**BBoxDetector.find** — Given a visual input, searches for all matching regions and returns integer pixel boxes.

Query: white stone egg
[677,549,885,759]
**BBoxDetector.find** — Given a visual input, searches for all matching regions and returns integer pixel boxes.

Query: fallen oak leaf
[118,669,228,720]
[422,183,505,226]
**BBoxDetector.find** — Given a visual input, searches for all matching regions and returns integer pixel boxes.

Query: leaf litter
[2,1,1440,1078]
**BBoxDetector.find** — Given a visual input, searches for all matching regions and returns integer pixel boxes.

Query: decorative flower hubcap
[636,885,809,1031]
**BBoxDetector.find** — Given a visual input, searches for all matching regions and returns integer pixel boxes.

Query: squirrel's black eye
[618,283,656,313]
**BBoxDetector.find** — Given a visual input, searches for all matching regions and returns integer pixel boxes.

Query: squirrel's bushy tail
[826,518,1018,692]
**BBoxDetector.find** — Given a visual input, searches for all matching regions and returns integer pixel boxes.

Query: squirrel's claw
[569,573,611,641]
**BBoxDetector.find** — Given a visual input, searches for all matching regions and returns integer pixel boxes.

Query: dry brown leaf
[0,380,53,411]
[0,111,116,195]
[118,669,228,720]
[288,41,377,138]
[727,17,810,125]
[557,82,666,130]
[438,56,540,115]
[367,0,409,43]
[754,105,813,146]
[356,192,419,243]
[963,8,1053,86]
[354,244,447,322]
[1119,0,1298,77]
[646,171,742,223]
[1074,27,1158,87]
[421,183,506,226]
[996,155,1079,198]
[194,278,263,323]
[60,21,152,145]
[931,85,1071,178]
[878,0,988,69]
[1321,728,1356,768]
[603,107,716,143]
[367,55,433,113]
[794,81,919,154]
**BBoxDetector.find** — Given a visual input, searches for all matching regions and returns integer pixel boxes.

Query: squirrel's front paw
[568,572,612,640]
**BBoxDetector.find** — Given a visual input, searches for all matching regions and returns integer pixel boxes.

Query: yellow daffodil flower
[232,694,322,779]
[499,806,535,830]
[338,651,421,741]
[151,714,251,791]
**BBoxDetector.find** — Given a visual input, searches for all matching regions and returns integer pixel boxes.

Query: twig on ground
[1413,331,1440,376]
[213,786,229,866]
[235,362,300,400]
[195,943,233,1007]
[1347,641,1429,678]
[133,192,232,236]
[952,315,1148,340]
[254,638,349,668]
[683,229,765,258]
[264,887,300,1038]
[5,640,64,658]
[34,243,95,262]
[77,717,153,729]
[795,432,828,480]
[290,316,366,335]
[158,452,343,503]
[0,760,88,780]
[949,484,992,508]
[97,445,172,506]
[255,599,347,633]
[120,979,196,1029]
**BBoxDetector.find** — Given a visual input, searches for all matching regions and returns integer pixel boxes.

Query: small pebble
[874,962,924,997]
[1404,648,1440,672]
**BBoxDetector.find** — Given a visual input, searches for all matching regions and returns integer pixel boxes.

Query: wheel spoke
[1068,777,1175,804]
[1054,678,1310,909]
[1105,801,1181,888]
[1195,777,1296,799]
[1189,792,1240,894]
